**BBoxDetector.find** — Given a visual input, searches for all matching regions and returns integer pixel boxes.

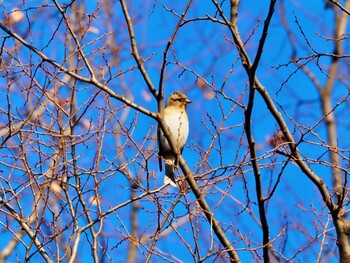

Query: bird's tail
[164,159,177,187]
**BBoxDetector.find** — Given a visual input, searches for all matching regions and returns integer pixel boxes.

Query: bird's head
[166,91,191,109]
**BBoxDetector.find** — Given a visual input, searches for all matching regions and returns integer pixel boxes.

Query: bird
[157,91,191,187]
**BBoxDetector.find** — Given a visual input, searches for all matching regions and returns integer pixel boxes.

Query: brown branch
[254,78,350,262]
[179,155,241,262]
[285,2,350,260]
[213,1,277,261]
[52,0,96,79]
[117,2,241,261]
[119,0,158,98]
[0,22,157,120]
[157,115,241,262]
[327,0,350,15]
[127,183,139,263]
[322,0,350,202]
[158,0,193,100]
[156,0,193,132]
[144,193,184,262]
[212,0,350,262]
[0,199,54,263]
[251,0,276,74]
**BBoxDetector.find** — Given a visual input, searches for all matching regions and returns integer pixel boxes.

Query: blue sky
[0,0,348,262]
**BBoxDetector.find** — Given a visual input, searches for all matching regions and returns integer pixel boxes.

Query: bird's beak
[186,99,192,104]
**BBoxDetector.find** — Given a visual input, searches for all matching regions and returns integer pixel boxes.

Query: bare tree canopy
[0,0,350,262]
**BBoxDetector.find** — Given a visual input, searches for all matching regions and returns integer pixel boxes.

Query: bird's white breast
[162,108,189,150]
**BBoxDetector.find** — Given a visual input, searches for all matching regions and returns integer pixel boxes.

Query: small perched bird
[157,91,191,187]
